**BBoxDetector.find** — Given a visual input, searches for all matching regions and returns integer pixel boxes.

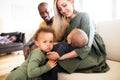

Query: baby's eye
[50,41,53,43]
[43,41,47,43]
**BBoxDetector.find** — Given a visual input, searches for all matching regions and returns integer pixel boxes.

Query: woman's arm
[58,50,78,60]
[74,12,95,59]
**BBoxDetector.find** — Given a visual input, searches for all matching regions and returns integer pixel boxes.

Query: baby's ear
[67,36,71,44]
[35,41,39,47]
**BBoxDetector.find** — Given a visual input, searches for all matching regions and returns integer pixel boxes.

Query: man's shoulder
[39,20,54,29]
[39,21,47,27]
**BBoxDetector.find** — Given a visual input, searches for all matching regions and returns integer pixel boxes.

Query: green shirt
[6,48,51,80]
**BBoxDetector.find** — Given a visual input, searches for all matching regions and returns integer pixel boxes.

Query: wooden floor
[0,52,25,80]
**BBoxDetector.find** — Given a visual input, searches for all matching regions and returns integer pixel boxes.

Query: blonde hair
[53,0,69,41]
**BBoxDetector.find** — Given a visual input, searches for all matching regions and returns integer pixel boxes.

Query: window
[78,0,120,23]
[116,0,120,19]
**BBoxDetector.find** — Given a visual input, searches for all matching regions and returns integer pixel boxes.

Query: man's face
[38,4,52,23]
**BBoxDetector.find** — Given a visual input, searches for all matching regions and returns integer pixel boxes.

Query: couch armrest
[19,32,26,44]
[96,20,120,61]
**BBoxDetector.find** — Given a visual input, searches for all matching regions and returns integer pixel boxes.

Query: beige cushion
[58,60,120,80]
[58,20,120,80]
[96,20,120,61]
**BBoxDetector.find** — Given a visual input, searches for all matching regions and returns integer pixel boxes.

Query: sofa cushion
[96,20,120,61]
[58,60,120,80]
[0,32,25,54]
[0,43,23,49]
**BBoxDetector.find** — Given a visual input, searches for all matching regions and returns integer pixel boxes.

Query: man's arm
[23,28,39,58]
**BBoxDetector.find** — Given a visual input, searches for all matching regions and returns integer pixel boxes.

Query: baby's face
[67,29,78,44]
[35,32,54,52]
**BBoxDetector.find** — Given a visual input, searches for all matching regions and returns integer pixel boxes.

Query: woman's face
[57,0,74,18]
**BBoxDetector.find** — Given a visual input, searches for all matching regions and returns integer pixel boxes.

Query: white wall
[0,0,81,42]
[0,0,53,42]
[0,17,3,32]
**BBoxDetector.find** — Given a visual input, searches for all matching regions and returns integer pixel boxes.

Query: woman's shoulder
[77,11,89,17]
[76,11,91,22]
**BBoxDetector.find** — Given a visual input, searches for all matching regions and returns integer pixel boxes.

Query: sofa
[58,19,120,80]
[0,32,26,54]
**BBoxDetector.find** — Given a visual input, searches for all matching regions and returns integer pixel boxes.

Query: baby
[47,28,88,60]
[6,27,57,80]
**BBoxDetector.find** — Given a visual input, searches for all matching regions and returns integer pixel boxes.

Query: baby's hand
[46,52,60,60]
[47,60,57,68]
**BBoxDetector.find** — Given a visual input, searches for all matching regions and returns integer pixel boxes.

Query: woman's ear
[70,0,74,4]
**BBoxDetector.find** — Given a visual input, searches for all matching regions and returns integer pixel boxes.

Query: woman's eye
[63,4,67,7]
[58,3,67,11]
[58,8,62,11]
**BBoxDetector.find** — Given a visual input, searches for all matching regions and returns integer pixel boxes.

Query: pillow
[96,20,120,62]
[1,32,24,42]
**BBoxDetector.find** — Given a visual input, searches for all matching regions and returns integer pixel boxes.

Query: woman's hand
[46,52,60,60]
[47,60,57,68]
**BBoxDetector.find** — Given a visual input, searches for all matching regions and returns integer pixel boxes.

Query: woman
[45,0,109,80]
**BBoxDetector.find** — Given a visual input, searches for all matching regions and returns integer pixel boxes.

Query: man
[38,2,54,27]
[24,2,54,59]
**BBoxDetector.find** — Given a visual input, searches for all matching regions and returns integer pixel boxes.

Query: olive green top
[58,12,109,73]
[6,48,51,80]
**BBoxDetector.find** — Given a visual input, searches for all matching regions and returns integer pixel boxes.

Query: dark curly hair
[34,27,55,41]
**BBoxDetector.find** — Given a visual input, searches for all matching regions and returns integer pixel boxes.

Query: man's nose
[43,12,48,17]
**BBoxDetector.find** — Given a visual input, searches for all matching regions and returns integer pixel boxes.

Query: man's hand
[23,45,30,59]
[24,44,37,59]
[30,45,37,51]
[46,52,60,60]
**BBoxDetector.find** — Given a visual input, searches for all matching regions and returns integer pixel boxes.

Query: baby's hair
[69,28,88,47]
[34,27,55,41]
